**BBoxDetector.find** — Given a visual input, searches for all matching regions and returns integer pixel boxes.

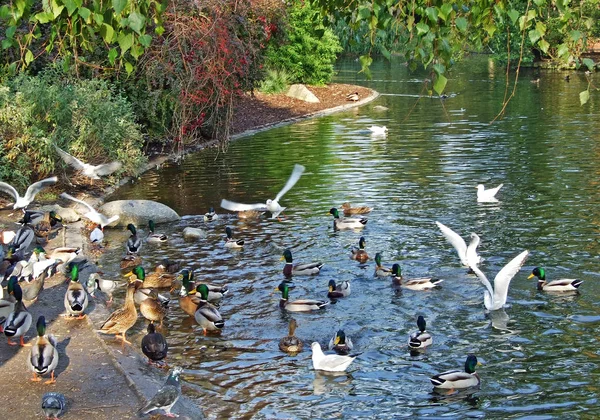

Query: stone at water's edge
[36,204,81,223]
[100,200,180,227]
[183,227,207,240]
[287,84,320,103]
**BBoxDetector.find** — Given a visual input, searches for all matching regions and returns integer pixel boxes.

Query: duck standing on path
[4,281,33,346]
[28,315,59,384]
[64,264,89,319]
[97,282,138,344]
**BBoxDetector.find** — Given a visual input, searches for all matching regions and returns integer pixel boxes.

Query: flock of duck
[0,155,586,417]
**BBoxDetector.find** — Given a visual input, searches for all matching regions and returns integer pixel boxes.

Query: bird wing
[60,192,95,213]
[469,262,494,301]
[317,354,356,370]
[274,164,305,202]
[93,161,122,176]
[54,145,87,170]
[0,181,19,201]
[488,183,504,197]
[435,221,468,265]
[220,199,268,212]
[466,233,481,266]
[492,250,529,308]
[22,176,58,203]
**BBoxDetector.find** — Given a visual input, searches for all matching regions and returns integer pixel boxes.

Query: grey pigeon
[41,392,66,419]
[138,366,183,417]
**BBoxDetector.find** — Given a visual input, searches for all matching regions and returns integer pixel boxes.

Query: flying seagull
[54,144,122,180]
[221,164,305,218]
[435,221,481,269]
[60,192,119,228]
[0,176,58,210]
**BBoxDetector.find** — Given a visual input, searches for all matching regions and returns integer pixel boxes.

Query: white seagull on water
[476,183,503,203]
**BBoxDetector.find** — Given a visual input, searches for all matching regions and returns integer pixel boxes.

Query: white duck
[311,342,358,372]
[0,177,57,209]
[435,222,481,269]
[221,164,305,218]
[54,144,122,180]
[469,250,529,311]
[476,183,503,203]
[60,193,119,228]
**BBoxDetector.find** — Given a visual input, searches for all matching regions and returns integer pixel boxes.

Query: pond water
[105,56,600,418]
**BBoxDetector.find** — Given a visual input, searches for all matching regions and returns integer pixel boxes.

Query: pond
[104,56,600,418]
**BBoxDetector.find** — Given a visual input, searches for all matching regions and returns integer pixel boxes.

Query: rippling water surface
[104,57,600,418]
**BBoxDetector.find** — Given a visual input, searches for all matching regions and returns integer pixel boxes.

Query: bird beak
[334,336,340,345]
[527,274,534,279]
[279,256,284,261]
[124,271,133,277]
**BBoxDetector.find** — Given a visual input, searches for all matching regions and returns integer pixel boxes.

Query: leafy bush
[259,68,293,93]
[0,67,145,189]
[265,2,342,85]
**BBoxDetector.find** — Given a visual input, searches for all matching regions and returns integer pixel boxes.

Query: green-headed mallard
[126,223,142,254]
[0,176,58,210]
[176,269,228,303]
[327,279,351,299]
[204,207,219,222]
[28,315,59,384]
[528,267,583,292]
[350,236,369,263]
[4,281,33,346]
[127,265,175,289]
[279,318,303,354]
[139,289,168,326]
[328,208,367,230]
[225,227,244,248]
[341,202,372,216]
[141,322,168,366]
[64,264,88,319]
[408,315,432,350]
[430,354,481,390]
[311,342,358,372]
[276,282,329,312]
[328,329,353,355]
[374,253,392,277]
[281,249,323,278]
[86,273,125,304]
[147,220,168,243]
[97,282,138,344]
[178,279,200,317]
[194,284,225,335]
[391,264,443,290]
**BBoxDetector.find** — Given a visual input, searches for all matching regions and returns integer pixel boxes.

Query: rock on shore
[100,200,180,227]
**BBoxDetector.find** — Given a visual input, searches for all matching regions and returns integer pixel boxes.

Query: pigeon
[54,144,122,180]
[0,176,58,209]
[138,366,183,418]
[59,193,119,228]
[41,392,66,419]
[221,164,305,218]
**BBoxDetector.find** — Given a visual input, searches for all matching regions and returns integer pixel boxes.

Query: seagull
[311,342,359,372]
[468,250,529,311]
[368,125,388,135]
[220,164,305,218]
[476,183,503,203]
[59,192,119,228]
[435,221,481,269]
[0,177,57,209]
[138,366,183,418]
[54,144,122,181]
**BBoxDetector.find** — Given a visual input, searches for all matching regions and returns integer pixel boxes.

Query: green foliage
[259,68,293,93]
[0,67,145,189]
[0,0,165,75]
[265,2,342,85]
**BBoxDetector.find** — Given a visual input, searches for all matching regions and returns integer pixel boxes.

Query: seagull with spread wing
[54,144,122,181]
[220,164,305,218]
[435,221,481,269]
[60,192,119,228]
[0,176,58,210]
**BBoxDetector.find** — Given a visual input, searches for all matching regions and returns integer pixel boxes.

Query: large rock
[183,227,207,240]
[99,200,180,227]
[286,84,320,103]
[36,204,81,223]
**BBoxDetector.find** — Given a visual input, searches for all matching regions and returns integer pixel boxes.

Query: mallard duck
[177,269,228,303]
[64,264,88,319]
[141,322,168,365]
[341,202,373,216]
[279,319,303,354]
[311,342,358,372]
[194,284,225,334]
[204,207,219,222]
[22,210,62,243]
[127,265,175,289]
[8,225,35,255]
[54,144,122,181]
[329,208,367,230]
[139,289,168,326]
[476,183,503,203]
[86,272,125,304]
[350,236,369,263]
[469,250,529,311]
[90,225,104,243]
[4,281,33,346]
[328,329,353,355]
[0,277,17,333]
[391,264,443,290]
[126,223,142,254]
[408,315,432,350]
[430,354,481,390]
[374,253,392,277]
[147,220,168,243]
[159,258,180,274]
[97,282,138,344]
[281,249,323,278]
[120,254,142,271]
[225,226,244,248]
[435,222,481,269]
[528,267,583,292]
[28,315,59,384]
[327,279,351,298]
[0,177,58,209]
[346,92,359,102]
[221,164,305,219]
[178,279,200,317]
[60,193,119,227]
[276,282,329,312]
